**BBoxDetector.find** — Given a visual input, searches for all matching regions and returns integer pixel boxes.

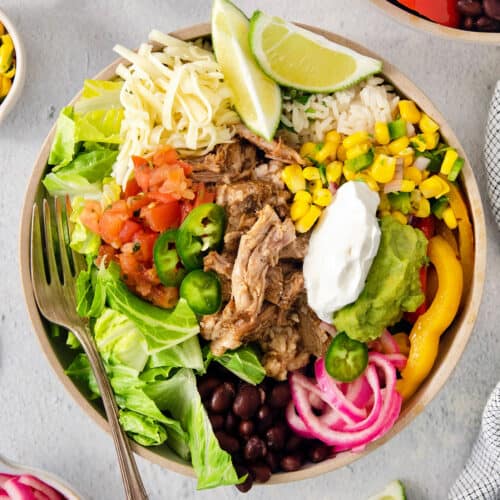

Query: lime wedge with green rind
[211,0,281,141]
[249,11,383,93]
[367,480,407,500]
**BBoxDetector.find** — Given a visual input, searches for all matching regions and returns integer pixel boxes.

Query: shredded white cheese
[112,30,240,186]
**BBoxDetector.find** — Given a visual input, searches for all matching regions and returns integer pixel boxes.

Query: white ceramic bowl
[0,8,26,125]
[0,454,82,499]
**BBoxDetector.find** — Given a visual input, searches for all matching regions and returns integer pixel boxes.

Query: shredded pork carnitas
[199,125,331,380]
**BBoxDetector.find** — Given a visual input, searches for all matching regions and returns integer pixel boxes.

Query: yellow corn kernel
[343,131,370,150]
[346,142,370,160]
[295,205,322,233]
[290,200,310,221]
[370,154,396,183]
[419,113,439,134]
[410,135,427,153]
[315,141,337,163]
[423,132,439,150]
[0,22,4,36]
[337,144,347,162]
[374,122,391,145]
[440,149,458,176]
[419,175,450,199]
[0,75,11,99]
[294,190,312,203]
[404,166,423,184]
[392,211,408,225]
[398,147,415,168]
[308,179,323,194]
[300,142,317,158]
[415,197,431,218]
[4,63,15,79]
[282,164,306,193]
[326,161,343,184]
[303,166,320,180]
[421,169,430,180]
[355,173,379,192]
[388,136,410,155]
[313,188,333,207]
[398,100,421,124]
[442,207,458,229]
[400,180,415,192]
[343,165,356,181]
[325,130,341,145]
[374,146,390,155]
[379,193,391,212]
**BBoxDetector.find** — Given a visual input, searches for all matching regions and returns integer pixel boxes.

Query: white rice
[280,77,400,144]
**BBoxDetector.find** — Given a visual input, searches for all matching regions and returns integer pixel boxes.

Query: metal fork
[30,197,148,500]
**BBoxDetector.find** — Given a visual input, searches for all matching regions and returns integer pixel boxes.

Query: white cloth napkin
[485,81,500,230]
[448,85,500,499]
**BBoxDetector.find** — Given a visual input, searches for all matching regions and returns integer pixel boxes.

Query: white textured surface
[0,1,499,499]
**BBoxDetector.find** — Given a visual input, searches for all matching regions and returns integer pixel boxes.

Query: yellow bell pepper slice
[397,236,463,400]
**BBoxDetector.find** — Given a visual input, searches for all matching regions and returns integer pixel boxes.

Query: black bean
[280,453,303,472]
[258,386,266,405]
[256,405,273,434]
[244,436,267,461]
[215,431,240,454]
[269,383,291,409]
[233,385,261,419]
[308,444,330,463]
[248,462,272,483]
[266,425,286,451]
[225,411,238,433]
[484,0,500,21]
[463,16,476,29]
[210,382,235,413]
[235,465,253,493]
[285,435,304,452]
[457,0,483,16]
[476,14,500,30]
[265,451,280,472]
[239,420,255,438]
[208,413,224,431]
[197,376,220,401]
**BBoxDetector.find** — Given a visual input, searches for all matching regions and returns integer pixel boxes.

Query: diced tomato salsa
[82,146,214,308]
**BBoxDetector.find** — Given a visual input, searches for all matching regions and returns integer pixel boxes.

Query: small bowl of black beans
[370,0,500,43]
[198,364,333,492]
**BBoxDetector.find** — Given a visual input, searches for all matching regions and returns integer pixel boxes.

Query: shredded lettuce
[144,368,243,489]
[118,410,167,447]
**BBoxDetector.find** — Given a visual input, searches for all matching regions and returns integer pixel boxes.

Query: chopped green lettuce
[74,80,123,115]
[48,106,76,167]
[66,332,81,350]
[144,368,242,489]
[74,108,124,144]
[204,345,265,385]
[118,410,167,447]
[52,149,118,180]
[43,171,103,198]
[69,197,101,256]
[148,336,204,371]
[66,353,100,399]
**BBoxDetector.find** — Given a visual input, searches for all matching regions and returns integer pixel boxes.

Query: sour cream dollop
[303,181,381,323]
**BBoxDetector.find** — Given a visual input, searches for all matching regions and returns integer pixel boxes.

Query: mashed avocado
[333,216,428,342]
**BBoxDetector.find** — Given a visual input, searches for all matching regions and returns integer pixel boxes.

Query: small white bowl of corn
[0,8,25,125]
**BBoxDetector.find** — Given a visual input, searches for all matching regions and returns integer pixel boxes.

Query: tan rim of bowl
[0,8,26,124]
[370,0,500,44]
[19,22,487,485]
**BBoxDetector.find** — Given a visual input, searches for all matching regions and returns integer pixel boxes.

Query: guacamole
[333,216,428,342]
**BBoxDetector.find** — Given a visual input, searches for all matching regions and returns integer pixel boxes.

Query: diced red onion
[414,155,431,171]
[328,182,338,195]
[18,476,63,500]
[406,122,416,138]
[383,179,403,194]
[3,478,37,500]
[384,353,408,370]
[33,492,50,500]
[0,476,14,488]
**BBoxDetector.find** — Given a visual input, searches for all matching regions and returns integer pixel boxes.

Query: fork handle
[75,325,148,500]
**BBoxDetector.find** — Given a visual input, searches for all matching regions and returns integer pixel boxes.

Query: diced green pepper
[388,118,407,140]
[344,148,374,173]
[431,196,449,219]
[388,192,412,214]
[153,229,186,287]
[447,157,464,182]
[180,270,222,315]
[176,203,226,270]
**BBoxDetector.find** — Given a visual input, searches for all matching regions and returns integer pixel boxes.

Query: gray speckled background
[0,1,499,499]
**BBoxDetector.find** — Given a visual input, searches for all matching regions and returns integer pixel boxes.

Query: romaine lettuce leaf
[204,345,265,385]
[144,368,242,489]
[66,332,81,350]
[70,197,101,256]
[118,410,167,447]
[52,149,118,180]
[74,80,123,115]
[148,336,204,371]
[48,106,76,167]
[94,308,149,373]
[42,171,103,199]
[98,263,200,352]
[66,353,100,399]
[75,109,124,144]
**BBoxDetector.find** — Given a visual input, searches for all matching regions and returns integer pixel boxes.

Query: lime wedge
[211,0,281,141]
[249,11,382,93]
[367,480,407,500]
